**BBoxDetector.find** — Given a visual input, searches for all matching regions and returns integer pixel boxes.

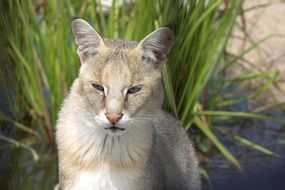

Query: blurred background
[0,0,284,189]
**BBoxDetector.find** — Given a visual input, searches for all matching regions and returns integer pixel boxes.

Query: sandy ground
[228,0,285,103]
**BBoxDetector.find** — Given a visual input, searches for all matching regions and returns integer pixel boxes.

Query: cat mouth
[104,126,125,132]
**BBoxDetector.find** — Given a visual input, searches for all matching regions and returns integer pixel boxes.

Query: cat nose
[105,112,123,124]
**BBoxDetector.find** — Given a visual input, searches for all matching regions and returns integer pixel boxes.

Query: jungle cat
[56,19,201,190]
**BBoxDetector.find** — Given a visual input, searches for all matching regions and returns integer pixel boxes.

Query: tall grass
[1,0,284,188]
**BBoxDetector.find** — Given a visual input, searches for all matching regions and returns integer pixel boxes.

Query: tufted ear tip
[138,27,174,65]
[71,19,94,32]
[71,19,104,63]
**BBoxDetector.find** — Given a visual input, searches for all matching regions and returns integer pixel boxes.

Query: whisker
[133,117,153,122]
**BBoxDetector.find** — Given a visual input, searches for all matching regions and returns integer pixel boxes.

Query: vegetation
[0,0,284,189]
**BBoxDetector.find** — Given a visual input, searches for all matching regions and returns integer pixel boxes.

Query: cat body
[56,19,201,190]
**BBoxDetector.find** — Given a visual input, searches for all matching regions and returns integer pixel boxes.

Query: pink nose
[105,113,123,124]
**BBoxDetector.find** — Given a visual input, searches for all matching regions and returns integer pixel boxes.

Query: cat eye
[127,86,141,94]
[92,83,104,92]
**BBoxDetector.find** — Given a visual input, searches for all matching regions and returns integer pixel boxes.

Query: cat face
[71,19,173,135]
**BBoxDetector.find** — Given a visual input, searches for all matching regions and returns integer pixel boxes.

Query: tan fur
[56,19,201,190]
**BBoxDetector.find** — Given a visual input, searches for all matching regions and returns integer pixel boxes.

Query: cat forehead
[104,39,139,49]
[87,39,141,65]
[79,45,156,81]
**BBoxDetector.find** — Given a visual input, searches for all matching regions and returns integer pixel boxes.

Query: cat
[56,19,201,190]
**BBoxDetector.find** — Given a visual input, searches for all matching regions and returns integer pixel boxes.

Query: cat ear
[138,27,174,65]
[71,19,105,63]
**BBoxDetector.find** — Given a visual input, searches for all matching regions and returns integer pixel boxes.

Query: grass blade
[194,116,242,171]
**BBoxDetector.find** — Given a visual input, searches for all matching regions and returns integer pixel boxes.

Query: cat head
[71,19,174,135]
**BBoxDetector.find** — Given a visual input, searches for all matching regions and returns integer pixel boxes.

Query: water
[201,96,285,189]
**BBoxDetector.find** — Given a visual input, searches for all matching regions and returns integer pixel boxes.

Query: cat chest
[72,167,142,190]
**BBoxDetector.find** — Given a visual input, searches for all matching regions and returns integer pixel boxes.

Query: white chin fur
[104,128,126,136]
